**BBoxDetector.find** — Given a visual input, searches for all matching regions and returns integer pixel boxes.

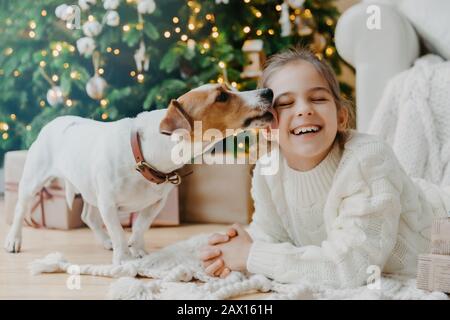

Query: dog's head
[159,84,273,138]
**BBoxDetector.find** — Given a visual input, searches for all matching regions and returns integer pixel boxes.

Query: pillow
[396,0,450,59]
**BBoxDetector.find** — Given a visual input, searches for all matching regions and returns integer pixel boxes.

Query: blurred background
[0,0,357,167]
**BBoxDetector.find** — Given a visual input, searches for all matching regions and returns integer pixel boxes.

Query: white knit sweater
[247,130,450,288]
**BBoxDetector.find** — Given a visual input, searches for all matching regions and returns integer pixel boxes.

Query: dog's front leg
[97,202,131,265]
[128,199,166,259]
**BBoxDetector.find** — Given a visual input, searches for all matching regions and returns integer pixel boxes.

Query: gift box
[179,153,255,224]
[431,217,450,255]
[416,254,450,293]
[4,150,84,230]
[119,186,180,228]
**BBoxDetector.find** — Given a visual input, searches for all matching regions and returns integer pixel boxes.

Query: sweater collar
[281,141,342,205]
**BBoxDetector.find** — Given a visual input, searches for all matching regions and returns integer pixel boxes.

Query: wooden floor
[0,197,266,300]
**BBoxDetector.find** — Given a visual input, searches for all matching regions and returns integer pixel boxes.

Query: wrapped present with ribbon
[118,187,180,228]
[4,150,84,230]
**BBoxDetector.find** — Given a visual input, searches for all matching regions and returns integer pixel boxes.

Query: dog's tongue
[268,107,279,129]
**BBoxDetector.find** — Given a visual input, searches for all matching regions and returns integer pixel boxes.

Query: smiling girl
[199,47,450,288]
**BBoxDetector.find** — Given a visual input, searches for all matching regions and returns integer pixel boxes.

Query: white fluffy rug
[30,234,448,300]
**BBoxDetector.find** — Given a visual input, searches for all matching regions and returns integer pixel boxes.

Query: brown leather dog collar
[130,129,190,185]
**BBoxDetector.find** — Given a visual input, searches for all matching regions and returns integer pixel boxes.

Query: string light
[100,99,108,107]
[203,42,210,49]
[51,75,59,82]
[205,14,213,21]
[10,114,16,121]
[212,31,219,38]
[243,26,251,33]
[63,63,70,69]
[325,46,335,57]
[275,4,282,11]
[188,23,195,31]
[181,34,188,41]
[290,14,296,21]
[123,24,130,32]
[254,11,262,18]
[70,71,79,79]
[39,100,45,107]
[130,71,136,77]
[326,18,334,26]
[175,27,181,33]
[39,61,46,67]
[55,43,63,51]
[244,0,250,3]
[268,29,275,35]
[2,133,8,140]
[173,17,179,23]
[52,50,59,57]
[41,50,47,56]
[4,47,13,56]
[29,31,36,38]
[238,142,244,149]
[231,82,237,88]
[69,45,75,52]
[0,122,9,131]
[107,47,112,53]
[218,61,226,69]
[164,31,171,38]
[41,9,47,16]
[66,99,73,107]
[101,113,108,120]
[113,49,120,55]
[29,21,36,29]
[98,68,104,75]
[88,15,95,22]
[304,9,312,18]
[256,29,262,36]
[26,125,32,131]
[217,77,224,84]
[13,70,20,77]
[137,74,144,83]
[136,23,144,30]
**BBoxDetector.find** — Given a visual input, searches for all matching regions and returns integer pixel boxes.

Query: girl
[199,47,450,288]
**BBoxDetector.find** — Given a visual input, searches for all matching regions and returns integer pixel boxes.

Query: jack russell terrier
[4,83,274,264]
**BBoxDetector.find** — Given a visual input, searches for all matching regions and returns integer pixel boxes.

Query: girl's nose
[297,110,313,117]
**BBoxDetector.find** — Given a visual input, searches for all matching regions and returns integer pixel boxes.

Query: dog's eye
[215,91,229,103]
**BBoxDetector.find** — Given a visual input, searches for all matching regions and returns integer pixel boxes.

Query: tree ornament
[76,37,96,57]
[55,4,76,21]
[104,10,120,27]
[86,52,107,100]
[287,0,305,9]
[241,39,265,79]
[103,0,120,10]
[310,33,327,53]
[279,2,292,37]
[46,86,64,107]
[137,0,156,15]
[134,40,150,72]
[79,0,97,11]
[296,15,313,36]
[83,20,103,37]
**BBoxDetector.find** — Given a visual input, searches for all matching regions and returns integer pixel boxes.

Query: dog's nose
[260,88,273,103]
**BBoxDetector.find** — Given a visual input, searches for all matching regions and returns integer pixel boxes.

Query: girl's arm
[247,147,403,289]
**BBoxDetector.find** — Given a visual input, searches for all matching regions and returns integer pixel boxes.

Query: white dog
[4,84,273,264]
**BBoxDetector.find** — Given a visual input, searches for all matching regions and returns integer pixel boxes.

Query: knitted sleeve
[246,143,403,288]
[247,162,291,244]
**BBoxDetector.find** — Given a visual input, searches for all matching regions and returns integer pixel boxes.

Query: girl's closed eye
[310,96,329,103]
[275,99,294,109]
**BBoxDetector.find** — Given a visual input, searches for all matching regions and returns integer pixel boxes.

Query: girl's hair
[258,46,355,149]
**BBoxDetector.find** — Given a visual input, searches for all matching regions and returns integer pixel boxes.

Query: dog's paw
[4,233,22,253]
[102,239,113,251]
[129,245,148,259]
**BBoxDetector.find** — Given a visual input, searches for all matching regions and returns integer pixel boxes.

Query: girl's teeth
[292,126,320,135]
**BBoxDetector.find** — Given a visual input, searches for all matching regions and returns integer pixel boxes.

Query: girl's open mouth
[290,125,322,136]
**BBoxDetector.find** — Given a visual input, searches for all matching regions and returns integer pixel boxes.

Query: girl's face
[268,60,347,170]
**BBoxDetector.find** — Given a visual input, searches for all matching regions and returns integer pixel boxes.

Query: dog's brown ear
[159,99,192,135]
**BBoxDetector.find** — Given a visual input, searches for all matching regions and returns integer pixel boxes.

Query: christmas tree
[0,0,352,165]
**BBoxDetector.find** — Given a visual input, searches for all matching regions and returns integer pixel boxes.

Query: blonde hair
[258,46,355,149]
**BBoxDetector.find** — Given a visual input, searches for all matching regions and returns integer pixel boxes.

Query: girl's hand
[199,227,238,278]
[200,224,253,277]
